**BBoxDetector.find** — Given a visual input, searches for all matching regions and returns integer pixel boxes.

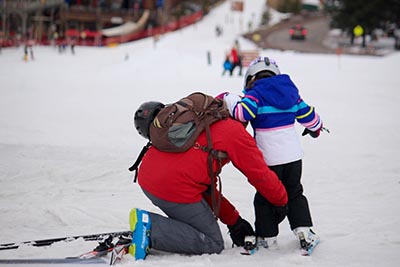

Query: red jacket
[231,47,239,64]
[138,118,287,225]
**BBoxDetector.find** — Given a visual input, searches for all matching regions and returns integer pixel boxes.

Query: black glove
[272,205,288,224]
[227,217,255,247]
[302,127,321,138]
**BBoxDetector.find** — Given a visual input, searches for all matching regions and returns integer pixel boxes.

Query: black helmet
[134,101,165,139]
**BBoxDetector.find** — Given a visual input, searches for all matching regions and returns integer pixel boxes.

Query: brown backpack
[149,92,229,152]
[129,92,230,217]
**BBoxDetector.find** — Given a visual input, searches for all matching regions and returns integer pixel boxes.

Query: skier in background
[23,44,28,61]
[229,40,242,76]
[222,53,232,76]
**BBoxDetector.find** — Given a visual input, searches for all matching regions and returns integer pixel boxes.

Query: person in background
[23,44,28,61]
[222,53,233,76]
[229,42,242,76]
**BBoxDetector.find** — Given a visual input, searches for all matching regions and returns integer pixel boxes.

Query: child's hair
[246,70,276,88]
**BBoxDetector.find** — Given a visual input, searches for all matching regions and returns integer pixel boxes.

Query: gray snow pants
[142,189,224,255]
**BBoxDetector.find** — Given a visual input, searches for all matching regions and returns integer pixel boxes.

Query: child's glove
[302,127,321,138]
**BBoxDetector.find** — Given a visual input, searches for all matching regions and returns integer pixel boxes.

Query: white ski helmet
[244,56,280,88]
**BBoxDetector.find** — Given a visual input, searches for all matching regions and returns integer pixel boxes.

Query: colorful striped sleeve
[295,100,322,131]
[232,95,259,122]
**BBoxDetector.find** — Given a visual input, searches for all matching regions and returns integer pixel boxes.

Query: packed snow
[1,0,400,266]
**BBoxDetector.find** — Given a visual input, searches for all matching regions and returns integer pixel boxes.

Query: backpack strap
[128,141,152,183]
[203,124,228,219]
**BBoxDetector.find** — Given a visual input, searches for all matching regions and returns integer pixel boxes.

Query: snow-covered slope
[1,0,400,266]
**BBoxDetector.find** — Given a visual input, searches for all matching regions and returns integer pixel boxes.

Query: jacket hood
[245,74,300,109]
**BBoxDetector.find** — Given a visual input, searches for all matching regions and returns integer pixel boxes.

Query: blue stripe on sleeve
[258,101,308,114]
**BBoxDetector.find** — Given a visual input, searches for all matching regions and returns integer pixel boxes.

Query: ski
[298,231,320,256]
[238,234,320,256]
[73,248,110,260]
[0,257,106,264]
[0,235,132,265]
[240,247,258,255]
[300,239,320,256]
[76,234,116,260]
[240,236,258,255]
[0,230,131,251]
[109,244,130,265]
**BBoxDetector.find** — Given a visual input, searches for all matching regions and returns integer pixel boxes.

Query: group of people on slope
[222,41,243,76]
[128,56,324,260]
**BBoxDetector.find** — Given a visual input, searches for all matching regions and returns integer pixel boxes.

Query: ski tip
[0,257,107,264]
[240,248,258,255]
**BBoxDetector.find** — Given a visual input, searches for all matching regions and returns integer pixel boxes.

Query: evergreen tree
[330,0,400,47]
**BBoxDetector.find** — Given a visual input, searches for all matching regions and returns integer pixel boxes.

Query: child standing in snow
[222,54,232,76]
[222,56,323,252]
